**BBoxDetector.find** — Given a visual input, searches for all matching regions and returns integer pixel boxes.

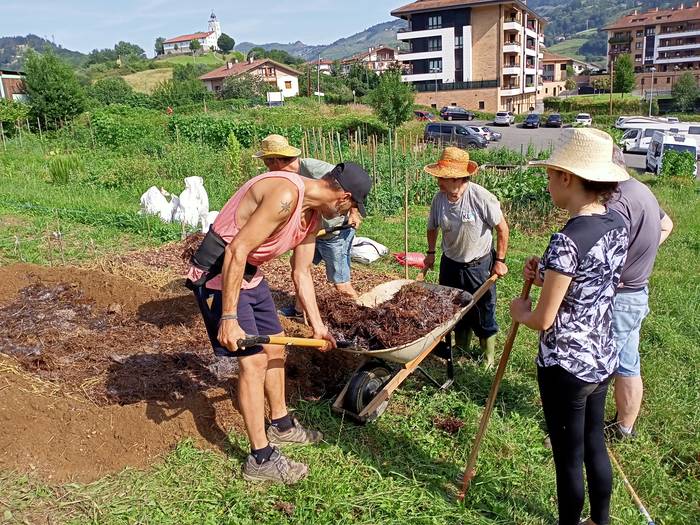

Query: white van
[646,132,698,177]
[620,123,686,153]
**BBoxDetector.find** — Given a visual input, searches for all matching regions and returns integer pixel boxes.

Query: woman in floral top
[510,129,630,525]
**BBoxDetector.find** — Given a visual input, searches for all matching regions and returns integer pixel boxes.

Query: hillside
[0,34,86,70]
[235,20,407,61]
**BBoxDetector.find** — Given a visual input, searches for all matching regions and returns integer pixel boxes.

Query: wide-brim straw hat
[252,134,301,159]
[424,147,479,178]
[529,128,630,182]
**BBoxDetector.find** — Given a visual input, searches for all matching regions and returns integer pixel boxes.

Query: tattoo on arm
[279,200,291,215]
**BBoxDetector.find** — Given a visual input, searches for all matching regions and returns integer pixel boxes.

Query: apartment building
[604,3,700,92]
[390,0,546,113]
[538,51,574,98]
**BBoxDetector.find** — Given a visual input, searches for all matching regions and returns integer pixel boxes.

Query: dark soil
[433,416,465,434]
[319,284,470,350]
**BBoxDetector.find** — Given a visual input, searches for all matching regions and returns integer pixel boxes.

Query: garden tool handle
[459,278,532,502]
[236,335,330,348]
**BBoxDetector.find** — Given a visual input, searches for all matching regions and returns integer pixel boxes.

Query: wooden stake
[0,122,6,151]
[404,167,409,280]
[17,120,23,147]
[459,278,533,501]
[336,132,343,163]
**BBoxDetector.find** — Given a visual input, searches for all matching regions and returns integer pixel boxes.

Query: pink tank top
[186,171,319,290]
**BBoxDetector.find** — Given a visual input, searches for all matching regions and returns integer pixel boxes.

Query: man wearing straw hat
[423,147,510,368]
[185,135,371,485]
[254,134,364,314]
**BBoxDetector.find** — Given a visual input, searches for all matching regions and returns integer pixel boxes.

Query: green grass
[565,94,642,104]
[154,52,225,68]
[547,38,589,62]
[0,119,699,524]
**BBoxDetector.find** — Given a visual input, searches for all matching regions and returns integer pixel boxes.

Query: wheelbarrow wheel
[344,361,392,423]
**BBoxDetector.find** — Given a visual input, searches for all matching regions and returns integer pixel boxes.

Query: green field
[154,52,226,68]
[547,38,589,62]
[0,103,699,524]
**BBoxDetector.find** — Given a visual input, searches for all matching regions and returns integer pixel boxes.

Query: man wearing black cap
[185,136,371,485]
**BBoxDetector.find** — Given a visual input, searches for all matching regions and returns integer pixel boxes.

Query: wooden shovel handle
[237,335,329,348]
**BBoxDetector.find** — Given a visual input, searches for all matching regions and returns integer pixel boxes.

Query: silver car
[494,111,515,126]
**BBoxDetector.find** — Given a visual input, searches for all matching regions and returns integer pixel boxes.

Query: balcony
[658,28,700,40]
[501,83,522,96]
[504,20,522,32]
[397,27,450,41]
[657,41,700,52]
[503,40,522,53]
[656,53,700,64]
[397,50,443,62]
[525,45,537,56]
[413,79,499,92]
[608,35,633,45]
[503,65,521,75]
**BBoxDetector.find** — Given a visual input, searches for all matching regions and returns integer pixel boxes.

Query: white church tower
[208,12,222,39]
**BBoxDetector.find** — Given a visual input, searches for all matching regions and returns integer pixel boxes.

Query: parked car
[494,111,515,126]
[523,113,541,128]
[545,113,563,128]
[482,126,502,141]
[575,113,592,126]
[424,123,488,149]
[467,125,493,141]
[440,106,475,121]
[414,110,437,122]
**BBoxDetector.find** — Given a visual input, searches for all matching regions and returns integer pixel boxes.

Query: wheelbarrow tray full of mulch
[331,276,495,423]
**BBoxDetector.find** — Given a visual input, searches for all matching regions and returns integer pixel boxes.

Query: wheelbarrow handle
[317,223,353,237]
[237,335,330,348]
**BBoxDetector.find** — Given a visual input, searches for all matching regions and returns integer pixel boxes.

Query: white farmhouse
[162,13,222,55]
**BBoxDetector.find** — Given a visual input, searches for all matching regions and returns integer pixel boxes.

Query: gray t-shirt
[607,178,666,289]
[298,158,345,237]
[428,182,503,263]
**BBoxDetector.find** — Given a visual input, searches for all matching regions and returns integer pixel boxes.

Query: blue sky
[1,1,404,56]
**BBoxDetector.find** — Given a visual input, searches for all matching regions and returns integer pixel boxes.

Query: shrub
[367,70,415,129]
[660,150,697,180]
[220,73,273,101]
[89,105,167,152]
[89,77,136,106]
[226,132,244,182]
[0,99,30,136]
[543,96,650,115]
[151,79,212,109]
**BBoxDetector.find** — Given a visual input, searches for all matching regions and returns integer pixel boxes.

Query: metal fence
[414,80,499,92]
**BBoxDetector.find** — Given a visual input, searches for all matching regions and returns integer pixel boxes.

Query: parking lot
[470,119,651,172]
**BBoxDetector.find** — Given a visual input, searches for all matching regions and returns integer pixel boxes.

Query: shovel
[317,223,353,237]
[237,335,358,350]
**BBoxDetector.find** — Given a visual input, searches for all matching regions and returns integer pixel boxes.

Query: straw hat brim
[424,160,479,179]
[252,146,302,159]
[529,158,630,182]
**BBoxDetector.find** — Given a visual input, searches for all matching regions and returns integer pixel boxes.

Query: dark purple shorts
[192,278,283,357]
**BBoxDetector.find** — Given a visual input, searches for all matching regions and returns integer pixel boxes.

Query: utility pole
[648,66,656,117]
[609,58,614,116]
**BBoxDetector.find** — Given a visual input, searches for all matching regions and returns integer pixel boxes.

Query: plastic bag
[393,252,426,269]
[139,186,173,223]
[351,236,388,265]
[174,176,209,228]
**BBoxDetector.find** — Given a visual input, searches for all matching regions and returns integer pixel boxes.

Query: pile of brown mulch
[319,283,470,350]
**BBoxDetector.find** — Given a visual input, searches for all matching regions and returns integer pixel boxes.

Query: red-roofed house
[199,59,300,98]
[163,13,222,55]
[341,46,400,75]
[0,69,27,101]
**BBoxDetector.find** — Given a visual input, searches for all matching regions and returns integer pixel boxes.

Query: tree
[591,75,610,92]
[151,78,211,109]
[366,70,415,129]
[154,37,165,56]
[23,49,86,128]
[672,72,699,112]
[613,54,635,97]
[217,33,235,54]
[189,39,202,56]
[220,73,274,100]
[565,77,577,92]
[114,41,146,60]
[173,63,211,82]
[89,76,134,105]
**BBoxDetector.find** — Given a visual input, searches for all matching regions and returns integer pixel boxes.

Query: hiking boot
[543,434,552,450]
[242,447,308,484]
[604,419,637,442]
[480,336,497,370]
[267,417,323,446]
[278,304,304,319]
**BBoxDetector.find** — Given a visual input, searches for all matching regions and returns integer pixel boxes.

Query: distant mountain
[236,20,407,61]
[0,34,86,70]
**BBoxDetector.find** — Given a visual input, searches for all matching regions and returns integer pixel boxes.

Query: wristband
[220,313,238,322]
[495,257,506,263]
[426,250,436,255]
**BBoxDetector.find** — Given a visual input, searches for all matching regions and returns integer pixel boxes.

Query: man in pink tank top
[186,135,371,484]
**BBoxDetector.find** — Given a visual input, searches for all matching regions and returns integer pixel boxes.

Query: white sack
[139,186,172,223]
[351,236,389,265]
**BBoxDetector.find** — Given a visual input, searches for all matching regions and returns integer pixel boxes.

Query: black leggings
[537,365,612,525]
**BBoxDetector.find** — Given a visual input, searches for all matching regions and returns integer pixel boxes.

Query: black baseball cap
[330,162,372,216]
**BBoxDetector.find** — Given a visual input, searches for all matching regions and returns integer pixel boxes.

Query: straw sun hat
[529,128,630,182]
[424,147,479,178]
[252,134,302,159]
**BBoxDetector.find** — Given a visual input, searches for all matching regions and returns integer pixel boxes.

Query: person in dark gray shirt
[606,175,674,439]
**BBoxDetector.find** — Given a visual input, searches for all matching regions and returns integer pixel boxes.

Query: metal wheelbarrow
[332,275,497,423]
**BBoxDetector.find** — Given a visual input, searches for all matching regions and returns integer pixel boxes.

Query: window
[545,87,548,94]
[455,36,463,49]
[285,81,292,89]
[667,77,671,84]
[654,77,658,84]
[428,15,442,29]
[429,59,442,73]
[560,64,567,71]
[635,54,642,62]
[636,42,643,49]
[636,30,644,37]
[645,28,655,36]
[428,37,441,52]
[479,101,485,110]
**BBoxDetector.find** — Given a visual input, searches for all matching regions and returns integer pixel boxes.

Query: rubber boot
[455,328,473,355]
[480,335,497,370]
